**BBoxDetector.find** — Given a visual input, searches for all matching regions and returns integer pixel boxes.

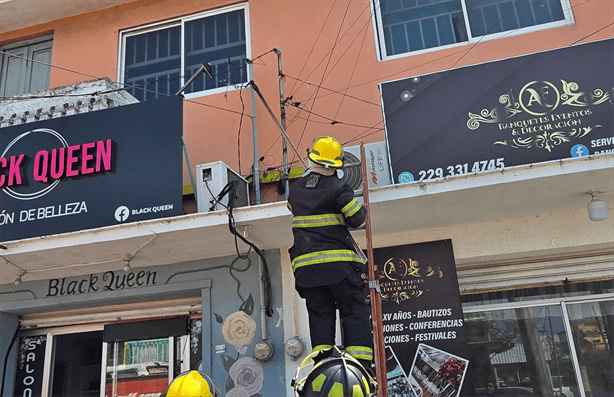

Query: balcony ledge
[0,154,611,285]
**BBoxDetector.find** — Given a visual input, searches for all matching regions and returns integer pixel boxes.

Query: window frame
[371,0,575,61]
[117,2,251,100]
[0,34,54,97]
[463,292,614,397]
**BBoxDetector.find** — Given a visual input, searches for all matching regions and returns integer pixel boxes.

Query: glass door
[103,337,187,397]
[566,300,614,397]
[105,338,170,397]
[465,305,579,397]
[50,331,103,397]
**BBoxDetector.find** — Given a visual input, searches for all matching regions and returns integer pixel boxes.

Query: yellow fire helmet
[308,136,344,168]
[161,370,221,397]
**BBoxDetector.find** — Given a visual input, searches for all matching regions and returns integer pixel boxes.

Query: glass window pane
[51,332,102,397]
[437,14,455,46]
[422,18,439,49]
[465,305,579,397]
[124,26,181,101]
[466,0,565,38]
[105,338,171,397]
[379,0,468,56]
[184,9,247,94]
[567,301,614,397]
[391,24,409,54]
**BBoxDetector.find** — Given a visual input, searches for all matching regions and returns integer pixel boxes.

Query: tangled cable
[213,180,274,317]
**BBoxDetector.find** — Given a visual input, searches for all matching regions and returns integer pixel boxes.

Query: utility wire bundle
[213,180,274,317]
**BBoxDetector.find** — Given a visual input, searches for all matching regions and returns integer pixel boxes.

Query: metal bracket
[368,280,380,293]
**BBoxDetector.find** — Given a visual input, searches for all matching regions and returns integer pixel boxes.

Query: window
[373,0,573,60]
[119,3,249,101]
[462,280,614,397]
[0,35,53,97]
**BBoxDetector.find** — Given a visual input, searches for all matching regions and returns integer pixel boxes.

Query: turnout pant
[296,272,374,366]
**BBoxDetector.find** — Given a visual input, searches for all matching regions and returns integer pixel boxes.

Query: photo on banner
[408,344,470,397]
[373,239,473,397]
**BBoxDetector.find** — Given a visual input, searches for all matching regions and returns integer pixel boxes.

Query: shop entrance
[14,316,192,397]
[50,331,103,397]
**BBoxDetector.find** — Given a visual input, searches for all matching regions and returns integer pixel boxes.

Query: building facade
[0,1,612,396]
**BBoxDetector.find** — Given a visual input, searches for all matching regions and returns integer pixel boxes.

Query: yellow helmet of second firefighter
[162,370,221,397]
[308,136,344,168]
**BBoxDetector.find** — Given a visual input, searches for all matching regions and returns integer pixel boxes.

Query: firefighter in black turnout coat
[288,136,374,369]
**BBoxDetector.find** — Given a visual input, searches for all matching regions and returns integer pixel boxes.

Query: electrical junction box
[338,141,392,195]
[196,161,249,213]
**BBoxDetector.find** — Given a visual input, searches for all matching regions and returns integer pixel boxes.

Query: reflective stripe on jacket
[288,172,366,287]
[291,249,364,271]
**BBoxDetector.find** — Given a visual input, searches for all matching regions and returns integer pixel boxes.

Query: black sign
[374,240,472,397]
[381,39,613,184]
[0,96,183,240]
[13,335,46,397]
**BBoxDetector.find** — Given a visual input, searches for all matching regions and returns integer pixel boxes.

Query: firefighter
[288,135,374,371]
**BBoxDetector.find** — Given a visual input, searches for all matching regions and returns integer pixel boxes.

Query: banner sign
[380,39,613,184]
[0,96,183,241]
[374,240,472,397]
[13,335,46,397]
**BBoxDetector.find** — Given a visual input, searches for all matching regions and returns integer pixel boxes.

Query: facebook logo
[115,206,130,222]
[571,144,589,158]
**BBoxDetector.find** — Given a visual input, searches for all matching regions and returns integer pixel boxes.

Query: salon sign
[0,96,183,241]
[13,335,46,397]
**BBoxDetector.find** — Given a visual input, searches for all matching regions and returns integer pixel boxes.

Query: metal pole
[175,62,213,203]
[274,48,290,198]
[175,62,213,96]
[182,137,197,203]
[249,81,307,169]
[250,83,261,205]
[360,142,388,397]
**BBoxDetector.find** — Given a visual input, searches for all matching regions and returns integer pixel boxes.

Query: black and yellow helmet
[293,347,377,397]
[161,370,221,397]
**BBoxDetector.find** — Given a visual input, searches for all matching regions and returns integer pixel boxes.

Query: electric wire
[291,0,600,152]
[318,3,377,87]
[0,49,250,117]
[291,0,352,167]
[568,21,614,46]
[284,75,380,107]
[340,0,594,95]
[368,0,599,146]
[288,0,375,98]
[1,0,606,178]
[283,2,375,129]
[287,0,338,96]
[214,180,273,317]
[287,101,385,130]
[333,22,369,121]
[236,83,247,175]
